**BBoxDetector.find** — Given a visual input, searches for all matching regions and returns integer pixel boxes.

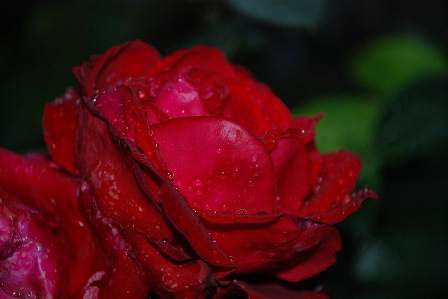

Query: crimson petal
[124,231,217,299]
[43,87,81,175]
[202,214,341,281]
[151,116,276,215]
[76,182,149,299]
[75,101,172,242]
[271,136,312,214]
[298,150,377,224]
[224,79,293,135]
[73,40,161,97]
[214,280,330,299]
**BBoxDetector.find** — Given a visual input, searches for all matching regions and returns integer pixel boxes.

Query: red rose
[1,40,376,299]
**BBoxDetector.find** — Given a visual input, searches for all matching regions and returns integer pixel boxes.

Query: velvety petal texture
[1,40,377,298]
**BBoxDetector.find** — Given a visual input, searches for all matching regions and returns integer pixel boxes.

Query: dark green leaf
[227,0,326,28]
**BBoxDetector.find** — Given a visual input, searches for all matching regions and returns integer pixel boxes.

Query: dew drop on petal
[216,148,222,153]
[247,180,255,187]
[176,107,191,117]
[237,209,247,215]
[221,204,228,212]
[195,188,203,196]
[193,177,202,186]
[174,180,182,187]
[218,171,227,180]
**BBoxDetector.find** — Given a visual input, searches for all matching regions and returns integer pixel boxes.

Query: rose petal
[223,78,293,135]
[271,136,312,214]
[292,114,323,144]
[213,280,330,299]
[202,215,341,281]
[196,210,281,224]
[0,148,114,296]
[157,182,235,268]
[0,193,69,299]
[149,71,209,118]
[166,45,234,77]
[125,231,217,299]
[151,116,276,215]
[298,150,377,224]
[43,87,81,175]
[76,182,149,299]
[75,101,172,241]
[73,40,161,96]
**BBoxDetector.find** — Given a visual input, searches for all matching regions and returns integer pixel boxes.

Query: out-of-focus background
[1,1,447,298]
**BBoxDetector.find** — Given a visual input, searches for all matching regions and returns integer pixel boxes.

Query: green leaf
[227,0,326,28]
[377,77,448,164]
[351,35,448,96]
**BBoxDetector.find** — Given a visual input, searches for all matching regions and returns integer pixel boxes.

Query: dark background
[1,1,447,298]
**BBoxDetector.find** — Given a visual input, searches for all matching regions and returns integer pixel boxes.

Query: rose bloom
[0,41,376,299]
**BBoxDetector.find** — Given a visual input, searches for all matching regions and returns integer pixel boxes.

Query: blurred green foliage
[1,1,447,298]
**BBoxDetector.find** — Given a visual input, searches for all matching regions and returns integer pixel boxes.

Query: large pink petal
[73,40,161,97]
[0,149,113,297]
[298,151,378,224]
[151,116,276,215]
[202,214,341,281]
[0,194,69,299]
[43,87,81,175]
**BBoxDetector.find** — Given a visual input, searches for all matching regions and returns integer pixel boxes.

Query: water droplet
[221,204,228,212]
[342,195,351,204]
[247,180,255,187]
[215,148,222,153]
[174,180,182,187]
[211,249,218,255]
[166,170,174,180]
[218,171,227,179]
[195,189,203,196]
[176,107,191,117]
[229,256,235,263]
[237,209,247,215]
[193,177,202,186]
